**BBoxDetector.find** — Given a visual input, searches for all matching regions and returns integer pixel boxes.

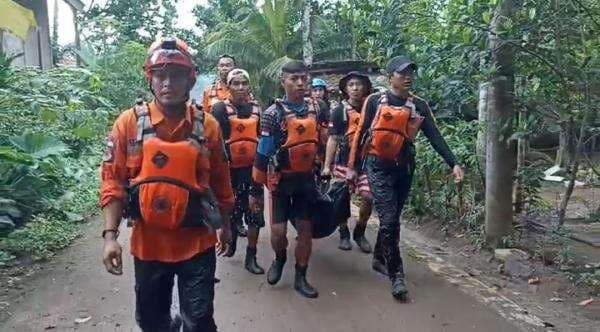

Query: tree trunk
[514,107,528,214]
[301,0,313,66]
[558,86,593,225]
[477,82,490,181]
[72,6,81,67]
[485,0,517,247]
[52,0,59,65]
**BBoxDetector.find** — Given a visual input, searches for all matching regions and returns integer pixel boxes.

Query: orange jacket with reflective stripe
[100,101,234,262]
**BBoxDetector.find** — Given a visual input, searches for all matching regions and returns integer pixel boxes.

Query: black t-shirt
[212,101,259,140]
[357,92,457,168]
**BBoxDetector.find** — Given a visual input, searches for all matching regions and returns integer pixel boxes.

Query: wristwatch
[102,229,120,239]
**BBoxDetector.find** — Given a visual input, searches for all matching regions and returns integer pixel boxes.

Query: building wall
[2,0,53,69]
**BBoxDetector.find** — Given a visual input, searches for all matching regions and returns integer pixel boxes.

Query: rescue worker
[348,56,464,300]
[100,38,234,332]
[322,72,373,253]
[310,78,331,174]
[202,54,236,114]
[253,60,324,298]
[212,69,265,274]
[202,55,250,238]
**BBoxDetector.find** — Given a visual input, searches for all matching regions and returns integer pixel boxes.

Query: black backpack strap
[189,105,206,145]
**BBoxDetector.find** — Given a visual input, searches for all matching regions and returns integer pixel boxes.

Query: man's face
[345,78,366,101]
[229,76,250,100]
[389,67,415,92]
[282,72,309,98]
[150,65,194,107]
[311,87,325,100]
[217,57,235,80]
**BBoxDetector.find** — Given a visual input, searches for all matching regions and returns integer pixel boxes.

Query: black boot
[224,224,238,257]
[245,247,265,275]
[338,224,352,251]
[372,233,387,276]
[294,264,319,298]
[267,251,286,285]
[353,224,372,253]
[372,257,388,276]
[391,273,409,301]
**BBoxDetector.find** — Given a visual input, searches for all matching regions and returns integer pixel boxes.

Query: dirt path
[0,217,522,332]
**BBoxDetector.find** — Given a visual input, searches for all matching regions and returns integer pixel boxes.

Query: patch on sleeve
[102,136,115,163]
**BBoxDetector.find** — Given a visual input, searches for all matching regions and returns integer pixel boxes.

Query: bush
[0,43,147,264]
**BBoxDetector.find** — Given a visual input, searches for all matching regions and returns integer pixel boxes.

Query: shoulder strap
[341,100,350,124]
[134,102,155,144]
[405,95,418,117]
[305,97,319,119]
[369,92,388,131]
[209,81,219,98]
[250,100,261,118]
[189,105,206,145]
[224,100,237,119]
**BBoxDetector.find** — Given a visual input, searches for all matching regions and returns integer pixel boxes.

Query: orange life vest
[367,93,424,161]
[225,100,260,169]
[127,103,221,231]
[207,82,225,109]
[342,100,361,144]
[278,98,320,173]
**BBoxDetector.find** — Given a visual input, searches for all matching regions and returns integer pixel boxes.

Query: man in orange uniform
[347,56,464,301]
[322,72,374,253]
[252,60,323,298]
[100,38,234,332]
[212,69,265,274]
[202,54,236,114]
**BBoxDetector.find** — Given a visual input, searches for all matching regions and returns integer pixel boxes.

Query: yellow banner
[0,0,38,40]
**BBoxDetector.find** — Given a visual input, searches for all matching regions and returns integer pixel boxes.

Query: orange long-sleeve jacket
[202,80,230,114]
[101,101,234,262]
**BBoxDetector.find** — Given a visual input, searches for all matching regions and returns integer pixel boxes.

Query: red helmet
[144,38,196,79]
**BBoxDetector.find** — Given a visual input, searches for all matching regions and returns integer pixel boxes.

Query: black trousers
[365,156,414,280]
[134,248,217,332]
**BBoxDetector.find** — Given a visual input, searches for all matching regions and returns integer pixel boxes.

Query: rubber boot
[245,247,265,275]
[353,224,372,253]
[294,264,319,298]
[224,223,238,257]
[372,233,387,276]
[267,251,286,285]
[372,257,388,276]
[391,273,409,301]
[338,224,352,251]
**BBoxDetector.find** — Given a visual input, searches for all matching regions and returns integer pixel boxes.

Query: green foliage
[87,41,150,110]
[0,215,79,261]
[82,0,176,52]
[0,44,137,264]
[204,0,304,103]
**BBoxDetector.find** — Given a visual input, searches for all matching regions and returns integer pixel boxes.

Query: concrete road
[0,219,519,332]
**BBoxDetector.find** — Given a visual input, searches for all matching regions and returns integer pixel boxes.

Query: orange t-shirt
[202,81,230,114]
[100,101,234,262]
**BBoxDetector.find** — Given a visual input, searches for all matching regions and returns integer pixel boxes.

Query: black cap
[386,56,417,74]
[339,71,373,99]
[281,60,309,74]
